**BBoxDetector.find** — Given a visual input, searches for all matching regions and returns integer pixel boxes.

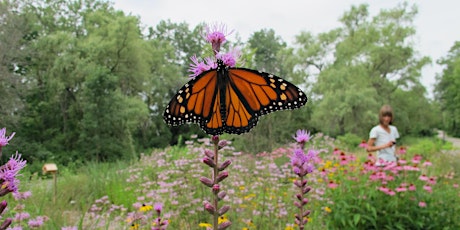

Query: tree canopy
[0,0,444,166]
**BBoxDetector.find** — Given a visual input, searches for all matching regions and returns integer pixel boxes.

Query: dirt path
[437,130,460,152]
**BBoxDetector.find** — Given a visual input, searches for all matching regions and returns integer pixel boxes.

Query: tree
[15,0,150,163]
[435,41,460,137]
[295,3,435,137]
[0,0,28,129]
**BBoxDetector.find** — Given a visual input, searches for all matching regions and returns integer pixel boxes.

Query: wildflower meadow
[0,125,458,229]
[2,21,460,230]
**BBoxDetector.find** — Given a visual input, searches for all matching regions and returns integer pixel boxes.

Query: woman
[366,105,400,165]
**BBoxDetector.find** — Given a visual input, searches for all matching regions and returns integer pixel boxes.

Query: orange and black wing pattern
[221,68,307,134]
[163,66,307,135]
[163,69,222,132]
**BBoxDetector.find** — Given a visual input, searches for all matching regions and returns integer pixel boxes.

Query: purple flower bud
[303,210,311,217]
[204,202,215,215]
[302,198,309,205]
[0,218,12,230]
[212,184,220,193]
[0,201,7,215]
[300,179,308,187]
[218,205,230,215]
[218,220,232,230]
[204,149,214,159]
[200,177,214,187]
[302,186,311,194]
[294,213,301,221]
[217,191,227,200]
[302,217,309,224]
[216,171,228,183]
[219,159,232,171]
[212,135,219,144]
[203,157,216,168]
[293,201,302,208]
[296,194,302,201]
[294,180,303,188]
[218,140,228,148]
[0,187,12,197]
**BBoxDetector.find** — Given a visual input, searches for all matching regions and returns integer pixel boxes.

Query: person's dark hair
[379,105,393,124]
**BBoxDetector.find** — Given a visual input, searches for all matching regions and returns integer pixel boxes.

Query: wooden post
[43,163,58,203]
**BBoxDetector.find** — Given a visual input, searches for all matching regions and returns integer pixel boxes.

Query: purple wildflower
[61,227,78,230]
[293,129,311,144]
[154,203,163,214]
[204,23,231,54]
[216,47,241,67]
[188,55,212,79]
[0,128,15,147]
[28,216,48,228]
[14,211,30,221]
[13,190,32,200]
[0,152,27,195]
[188,56,217,78]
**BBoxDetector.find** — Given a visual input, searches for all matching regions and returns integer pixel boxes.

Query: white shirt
[369,125,400,162]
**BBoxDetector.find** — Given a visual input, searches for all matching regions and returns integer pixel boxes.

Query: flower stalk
[291,129,316,230]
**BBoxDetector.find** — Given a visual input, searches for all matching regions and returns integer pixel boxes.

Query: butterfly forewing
[227,68,307,117]
[163,70,219,126]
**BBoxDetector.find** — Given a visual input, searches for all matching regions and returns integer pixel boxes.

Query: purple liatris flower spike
[291,149,317,177]
[290,130,316,230]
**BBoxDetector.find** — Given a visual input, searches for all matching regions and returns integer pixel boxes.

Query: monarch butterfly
[163,59,307,135]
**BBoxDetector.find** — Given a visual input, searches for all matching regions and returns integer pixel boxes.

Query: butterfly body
[163,60,307,135]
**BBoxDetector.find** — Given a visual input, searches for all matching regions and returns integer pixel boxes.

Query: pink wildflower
[422,161,432,167]
[327,180,338,189]
[418,174,428,181]
[333,148,341,155]
[395,185,407,192]
[358,140,368,148]
[423,184,432,193]
[412,155,422,164]
[418,201,427,207]
[398,146,407,154]
[379,186,389,193]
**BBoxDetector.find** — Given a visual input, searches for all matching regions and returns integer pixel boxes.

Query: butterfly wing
[164,67,308,135]
[163,70,225,135]
[223,68,308,134]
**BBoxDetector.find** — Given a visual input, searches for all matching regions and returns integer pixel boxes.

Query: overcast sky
[112,0,460,98]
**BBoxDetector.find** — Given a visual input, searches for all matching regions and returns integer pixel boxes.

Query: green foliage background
[0,0,454,166]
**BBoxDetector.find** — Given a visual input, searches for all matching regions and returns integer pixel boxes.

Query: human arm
[366,138,396,152]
